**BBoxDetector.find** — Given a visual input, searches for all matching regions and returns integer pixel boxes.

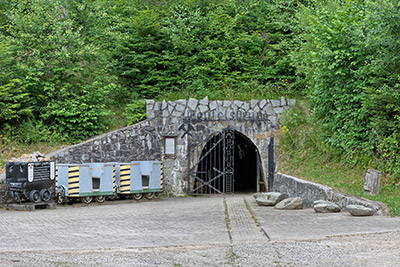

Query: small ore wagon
[5,161,56,203]
[56,161,163,204]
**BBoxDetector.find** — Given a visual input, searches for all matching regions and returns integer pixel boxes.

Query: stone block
[255,192,287,206]
[175,104,186,112]
[364,169,381,195]
[146,100,155,111]
[313,200,341,213]
[259,99,267,109]
[274,107,284,114]
[270,100,280,107]
[168,101,176,107]
[162,110,169,117]
[233,100,243,108]
[161,100,167,110]
[146,110,155,119]
[223,100,231,107]
[168,104,174,113]
[347,204,375,216]
[154,102,161,111]
[172,110,181,117]
[242,102,250,111]
[209,101,218,110]
[176,99,187,105]
[199,104,208,113]
[187,98,199,111]
[250,99,258,109]
[265,105,275,116]
[280,96,287,106]
[199,96,209,105]
[275,197,304,210]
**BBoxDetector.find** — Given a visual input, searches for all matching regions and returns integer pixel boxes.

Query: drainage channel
[223,195,270,265]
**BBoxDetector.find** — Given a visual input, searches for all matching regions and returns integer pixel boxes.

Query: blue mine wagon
[56,161,163,204]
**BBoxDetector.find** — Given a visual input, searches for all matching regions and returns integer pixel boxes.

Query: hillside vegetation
[1,0,399,212]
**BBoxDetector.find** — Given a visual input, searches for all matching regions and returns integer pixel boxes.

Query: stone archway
[49,97,295,196]
[190,129,263,195]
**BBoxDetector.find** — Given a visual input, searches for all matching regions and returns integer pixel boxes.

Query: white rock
[347,205,375,216]
[275,197,304,210]
[255,192,286,206]
[314,202,341,213]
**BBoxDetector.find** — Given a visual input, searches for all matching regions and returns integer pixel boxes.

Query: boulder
[275,197,304,210]
[255,192,286,206]
[313,200,341,213]
[346,205,376,216]
[313,200,329,206]
[253,193,263,199]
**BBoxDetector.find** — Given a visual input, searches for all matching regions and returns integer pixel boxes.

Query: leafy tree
[1,0,117,141]
[294,0,400,177]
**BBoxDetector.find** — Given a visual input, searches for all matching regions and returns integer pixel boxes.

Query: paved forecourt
[1,195,400,266]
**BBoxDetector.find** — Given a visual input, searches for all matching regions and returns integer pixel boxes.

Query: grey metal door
[188,129,235,195]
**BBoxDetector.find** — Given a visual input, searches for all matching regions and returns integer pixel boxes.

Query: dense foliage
[107,0,302,99]
[1,0,399,180]
[1,0,301,143]
[293,0,400,178]
[0,1,117,142]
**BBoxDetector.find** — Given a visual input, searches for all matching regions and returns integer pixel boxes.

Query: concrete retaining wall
[273,172,388,215]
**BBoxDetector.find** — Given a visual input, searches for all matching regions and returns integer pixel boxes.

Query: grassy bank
[278,102,400,216]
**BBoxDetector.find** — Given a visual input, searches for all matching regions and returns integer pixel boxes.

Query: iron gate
[188,129,235,195]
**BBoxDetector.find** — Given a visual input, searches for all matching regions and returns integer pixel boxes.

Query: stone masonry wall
[48,120,162,163]
[273,172,388,215]
[48,97,295,195]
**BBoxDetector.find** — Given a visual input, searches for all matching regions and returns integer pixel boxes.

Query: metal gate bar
[188,129,235,195]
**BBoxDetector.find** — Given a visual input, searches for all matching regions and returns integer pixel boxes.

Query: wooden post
[364,169,382,195]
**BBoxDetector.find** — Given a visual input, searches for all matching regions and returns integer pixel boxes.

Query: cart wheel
[133,193,143,200]
[145,192,155,199]
[155,192,161,198]
[95,195,106,203]
[29,190,41,203]
[57,195,64,204]
[40,189,51,202]
[81,196,93,204]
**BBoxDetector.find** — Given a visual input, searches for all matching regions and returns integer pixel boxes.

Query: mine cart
[56,163,115,204]
[6,161,56,203]
[116,161,163,200]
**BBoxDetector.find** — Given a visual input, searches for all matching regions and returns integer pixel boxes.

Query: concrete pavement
[0,194,400,266]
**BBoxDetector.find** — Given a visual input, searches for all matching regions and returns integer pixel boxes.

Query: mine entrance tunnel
[192,130,264,194]
[234,132,260,193]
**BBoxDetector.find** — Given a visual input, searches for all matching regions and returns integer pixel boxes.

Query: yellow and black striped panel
[55,165,59,186]
[119,164,131,193]
[68,166,80,196]
[160,163,164,192]
[113,165,116,193]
